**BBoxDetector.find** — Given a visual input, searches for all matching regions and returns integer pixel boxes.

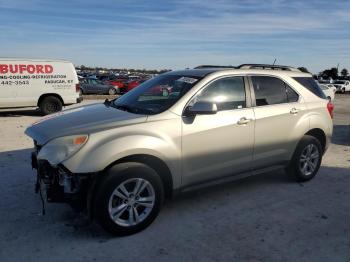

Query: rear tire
[287,135,323,182]
[93,162,164,236]
[39,96,63,115]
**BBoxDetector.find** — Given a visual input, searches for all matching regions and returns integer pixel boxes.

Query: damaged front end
[31,142,96,212]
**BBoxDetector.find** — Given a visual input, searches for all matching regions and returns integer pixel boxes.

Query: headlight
[37,135,88,166]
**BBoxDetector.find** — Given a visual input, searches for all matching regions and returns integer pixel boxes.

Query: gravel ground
[0,95,349,262]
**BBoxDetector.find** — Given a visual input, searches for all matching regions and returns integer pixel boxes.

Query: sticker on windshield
[176,77,198,84]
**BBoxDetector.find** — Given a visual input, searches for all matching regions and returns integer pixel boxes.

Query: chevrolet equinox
[26,64,334,235]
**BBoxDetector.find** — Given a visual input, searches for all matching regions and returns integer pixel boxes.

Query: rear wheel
[39,96,63,115]
[93,162,164,236]
[287,135,323,182]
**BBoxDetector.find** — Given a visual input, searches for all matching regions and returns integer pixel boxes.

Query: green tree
[341,68,349,77]
[320,67,338,79]
[298,67,310,73]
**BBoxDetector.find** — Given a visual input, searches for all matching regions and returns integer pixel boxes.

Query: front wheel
[287,135,323,182]
[93,162,164,236]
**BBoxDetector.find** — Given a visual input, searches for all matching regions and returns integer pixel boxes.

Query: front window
[113,74,202,114]
[189,77,246,111]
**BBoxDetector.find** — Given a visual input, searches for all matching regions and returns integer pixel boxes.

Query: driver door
[181,76,255,186]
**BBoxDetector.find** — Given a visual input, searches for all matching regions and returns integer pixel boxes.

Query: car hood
[25,103,148,145]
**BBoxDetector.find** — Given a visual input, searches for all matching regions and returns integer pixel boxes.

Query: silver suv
[26,64,334,235]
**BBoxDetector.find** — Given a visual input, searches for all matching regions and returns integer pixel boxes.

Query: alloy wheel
[299,144,320,176]
[108,178,155,227]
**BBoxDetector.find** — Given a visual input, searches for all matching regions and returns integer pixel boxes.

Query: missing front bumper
[31,152,93,205]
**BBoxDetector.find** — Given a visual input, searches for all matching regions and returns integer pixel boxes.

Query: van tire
[287,135,323,182]
[93,162,164,236]
[39,96,63,115]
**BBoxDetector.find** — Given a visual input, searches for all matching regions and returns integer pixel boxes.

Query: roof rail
[194,65,237,69]
[238,64,300,72]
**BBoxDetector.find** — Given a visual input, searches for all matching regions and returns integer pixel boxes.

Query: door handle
[237,117,252,125]
[290,108,299,115]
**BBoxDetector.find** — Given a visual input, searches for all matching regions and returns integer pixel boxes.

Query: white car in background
[326,84,337,93]
[333,80,350,93]
[320,84,335,101]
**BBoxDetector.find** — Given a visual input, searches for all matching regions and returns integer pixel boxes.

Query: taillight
[327,102,334,118]
[76,83,80,93]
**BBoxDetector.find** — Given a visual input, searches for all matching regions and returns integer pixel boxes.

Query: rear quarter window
[293,77,326,99]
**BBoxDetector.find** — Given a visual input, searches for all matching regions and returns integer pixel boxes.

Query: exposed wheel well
[305,128,326,152]
[107,154,173,199]
[37,93,64,107]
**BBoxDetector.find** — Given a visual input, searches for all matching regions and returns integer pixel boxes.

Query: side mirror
[186,101,217,116]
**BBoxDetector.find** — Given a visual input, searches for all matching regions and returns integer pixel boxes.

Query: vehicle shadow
[0,108,42,117]
[1,147,350,241]
[332,125,350,146]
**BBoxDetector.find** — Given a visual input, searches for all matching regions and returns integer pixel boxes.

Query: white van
[0,58,82,114]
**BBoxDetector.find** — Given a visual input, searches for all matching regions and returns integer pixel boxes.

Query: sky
[0,0,349,73]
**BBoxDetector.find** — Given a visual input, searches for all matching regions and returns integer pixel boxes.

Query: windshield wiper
[113,104,134,113]
[112,104,154,115]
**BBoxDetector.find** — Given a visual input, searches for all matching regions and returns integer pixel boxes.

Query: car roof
[165,68,311,78]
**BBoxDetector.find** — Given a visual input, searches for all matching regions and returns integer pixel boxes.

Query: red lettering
[0,64,8,74]
[9,64,18,73]
[27,64,35,74]
[19,64,27,74]
[36,65,44,74]
[44,65,53,74]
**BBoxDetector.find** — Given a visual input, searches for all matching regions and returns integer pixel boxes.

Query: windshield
[113,74,202,114]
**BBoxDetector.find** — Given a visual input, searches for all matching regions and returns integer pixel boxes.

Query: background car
[320,84,335,101]
[326,84,337,93]
[333,80,350,93]
[80,78,119,95]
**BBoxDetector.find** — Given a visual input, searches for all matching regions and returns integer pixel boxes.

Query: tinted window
[286,85,299,102]
[193,77,246,111]
[293,77,326,99]
[252,76,288,106]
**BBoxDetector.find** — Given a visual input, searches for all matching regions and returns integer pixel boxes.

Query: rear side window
[251,76,298,106]
[293,77,326,99]
[286,85,299,102]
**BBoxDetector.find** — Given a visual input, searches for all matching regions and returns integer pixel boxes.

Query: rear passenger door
[250,75,308,169]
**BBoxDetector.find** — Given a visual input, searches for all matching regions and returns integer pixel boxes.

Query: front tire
[93,162,164,236]
[39,96,63,115]
[287,135,323,182]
